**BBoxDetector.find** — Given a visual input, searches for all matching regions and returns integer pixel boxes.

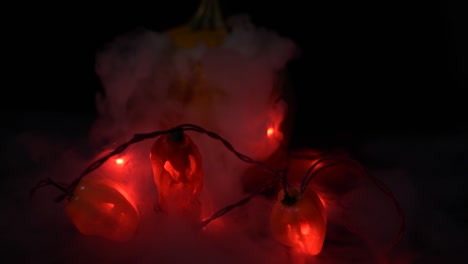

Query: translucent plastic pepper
[150,130,204,222]
[65,178,140,242]
[270,187,327,256]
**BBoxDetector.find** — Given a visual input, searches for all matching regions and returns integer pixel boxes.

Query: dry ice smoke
[29,14,296,263]
[86,14,296,263]
[91,14,293,205]
[9,13,466,264]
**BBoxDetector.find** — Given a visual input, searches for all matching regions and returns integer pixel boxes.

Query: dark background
[2,2,467,262]
[4,0,467,146]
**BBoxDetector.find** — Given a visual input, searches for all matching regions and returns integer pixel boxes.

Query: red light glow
[267,127,275,137]
[150,132,204,223]
[65,178,140,242]
[318,195,326,209]
[115,158,124,165]
[270,188,327,256]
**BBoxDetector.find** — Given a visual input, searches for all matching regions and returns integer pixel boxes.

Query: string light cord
[30,123,403,252]
[30,178,67,199]
[298,155,405,255]
[180,124,281,179]
[299,156,339,194]
[281,151,292,197]
[199,180,277,229]
[30,124,283,202]
[51,127,177,202]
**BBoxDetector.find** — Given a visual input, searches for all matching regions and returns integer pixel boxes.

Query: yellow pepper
[167,0,226,48]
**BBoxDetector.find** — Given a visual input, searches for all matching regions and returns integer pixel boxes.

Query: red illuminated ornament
[150,130,204,222]
[64,177,140,242]
[266,127,275,138]
[270,187,327,256]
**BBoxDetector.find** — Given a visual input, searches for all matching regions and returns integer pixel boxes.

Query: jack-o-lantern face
[270,187,327,256]
[65,178,140,242]
[150,131,204,221]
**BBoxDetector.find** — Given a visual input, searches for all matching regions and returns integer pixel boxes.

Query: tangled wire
[31,123,404,253]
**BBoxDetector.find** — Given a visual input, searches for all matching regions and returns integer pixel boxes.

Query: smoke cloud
[4,13,466,264]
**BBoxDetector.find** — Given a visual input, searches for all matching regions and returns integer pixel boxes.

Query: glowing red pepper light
[266,127,275,138]
[270,187,327,256]
[65,177,140,242]
[150,130,204,222]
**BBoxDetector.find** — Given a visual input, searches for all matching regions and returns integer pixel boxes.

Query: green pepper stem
[189,0,225,30]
